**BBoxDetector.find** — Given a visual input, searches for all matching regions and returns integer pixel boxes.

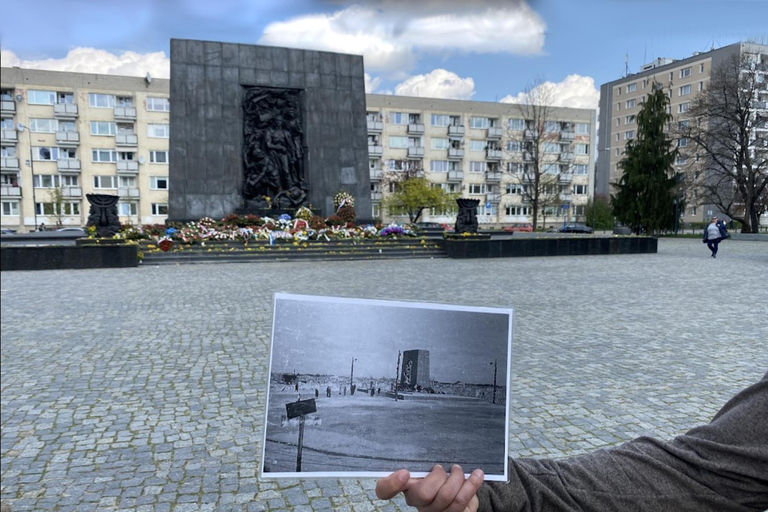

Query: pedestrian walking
[702,216,728,258]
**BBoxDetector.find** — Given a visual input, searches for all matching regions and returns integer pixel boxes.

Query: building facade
[366,95,596,227]
[1,68,596,232]
[597,42,768,223]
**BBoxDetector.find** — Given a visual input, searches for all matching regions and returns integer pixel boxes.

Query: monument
[400,349,431,390]
[85,194,120,237]
[168,39,372,222]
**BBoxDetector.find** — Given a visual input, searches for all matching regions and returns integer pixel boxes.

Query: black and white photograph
[261,293,513,480]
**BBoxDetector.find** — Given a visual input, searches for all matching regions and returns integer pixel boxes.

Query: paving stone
[1,239,765,511]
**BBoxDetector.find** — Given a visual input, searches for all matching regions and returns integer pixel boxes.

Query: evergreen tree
[611,85,678,234]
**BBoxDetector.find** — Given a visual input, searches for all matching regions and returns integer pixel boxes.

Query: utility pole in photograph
[490,359,498,404]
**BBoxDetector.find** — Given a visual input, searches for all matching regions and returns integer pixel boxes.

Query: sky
[269,294,511,385]
[1,0,766,111]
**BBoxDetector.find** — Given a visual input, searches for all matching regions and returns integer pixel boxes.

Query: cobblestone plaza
[2,238,766,512]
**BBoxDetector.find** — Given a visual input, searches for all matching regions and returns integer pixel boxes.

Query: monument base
[233,207,321,218]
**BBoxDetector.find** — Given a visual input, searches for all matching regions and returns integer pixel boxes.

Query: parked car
[1,228,16,235]
[502,222,533,233]
[56,227,87,236]
[559,223,594,234]
[613,223,632,235]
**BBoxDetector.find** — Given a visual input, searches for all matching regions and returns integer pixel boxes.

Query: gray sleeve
[477,373,768,512]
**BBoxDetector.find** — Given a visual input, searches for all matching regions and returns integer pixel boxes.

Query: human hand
[375,464,484,512]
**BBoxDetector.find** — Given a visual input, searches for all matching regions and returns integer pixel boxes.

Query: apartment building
[1,67,596,232]
[366,95,596,226]
[1,67,170,232]
[597,41,768,223]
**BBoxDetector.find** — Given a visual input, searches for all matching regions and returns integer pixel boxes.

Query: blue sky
[1,0,766,108]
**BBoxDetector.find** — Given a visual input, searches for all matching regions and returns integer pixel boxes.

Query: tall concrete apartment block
[1,67,596,232]
[366,95,596,227]
[1,67,171,232]
[597,42,768,223]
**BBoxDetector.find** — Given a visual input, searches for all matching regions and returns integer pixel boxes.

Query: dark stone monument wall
[169,39,371,222]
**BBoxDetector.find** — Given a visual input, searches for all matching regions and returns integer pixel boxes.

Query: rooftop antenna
[624,53,629,77]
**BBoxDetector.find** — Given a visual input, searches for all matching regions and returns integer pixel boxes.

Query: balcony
[1,157,20,171]
[486,172,503,182]
[523,151,534,162]
[559,193,573,202]
[560,153,575,162]
[407,147,425,158]
[524,129,535,139]
[114,106,138,121]
[367,119,383,133]
[370,168,382,181]
[62,186,82,198]
[448,125,465,137]
[754,100,768,110]
[487,127,503,139]
[115,134,139,147]
[0,185,21,198]
[487,193,502,203]
[447,170,464,182]
[368,145,383,156]
[57,159,81,172]
[560,131,575,141]
[1,129,18,146]
[117,161,140,174]
[559,173,574,182]
[371,191,383,201]
[118,187,140,198]
[1,100,15,118]
[486,149,503,160]
[408,123,425,135]
[53,103,79,119]
[448,148,464,159]
[55,131,80,146]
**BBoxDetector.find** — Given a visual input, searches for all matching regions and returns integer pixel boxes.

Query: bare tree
[676,52,768,233]
[502,82,573,230]
[380,159,457,223]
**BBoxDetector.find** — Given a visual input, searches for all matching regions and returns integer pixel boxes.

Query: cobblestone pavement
[2,238,766,512]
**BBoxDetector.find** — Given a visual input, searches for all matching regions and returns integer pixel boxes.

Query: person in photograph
[702,216,728,258]
[376,372,768,512]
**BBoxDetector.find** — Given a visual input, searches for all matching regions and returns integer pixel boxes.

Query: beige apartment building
[1,67,596,232]
[366,95,596,227]
[597,41,768,223]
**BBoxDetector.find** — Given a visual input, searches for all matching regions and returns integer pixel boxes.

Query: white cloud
[259,2,545,74]
[500,74,599,110]
[364,73,382,93]
[393,69,475,100]
[0,48,170,79]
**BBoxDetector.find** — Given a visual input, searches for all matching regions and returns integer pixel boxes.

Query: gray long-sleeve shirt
[478,372,768,511]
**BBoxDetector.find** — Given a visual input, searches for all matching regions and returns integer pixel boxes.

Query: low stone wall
[442,236,658,259]
[1,244,138,271]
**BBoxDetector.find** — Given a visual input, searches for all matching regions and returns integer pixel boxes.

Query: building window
[1,200,19,216]
[543,142,560,153]
[150,150,169,164]
[615,148,620,156]
[544,121,560,133]
[430,114,449,126]
[119,176,137,188]
[508,118,525,131]
[468,184,485,194]
[429,160,450,172]
[624,130,635,140]
[29,118,58,133]
[147,124,169,138]
[574,164,588,175]
[680,67,692,78]
[150,176,169,190]
[615,133,620,142]
[469,140,485,152]
[90,121,117,136]
[678,138,688,147]
[625,99,637,109]
[507,162,522,173]
[574,185,588,195]
[469,161,487,173]
[676,155,688,165]
[431,138,450,150]
[118,202,138,216]
[35,202,80,216]
[575,123,589,134]
[92,149,118,163]
[33,175,60,188]
[469,117,490,129]
[698,82,704,92]
[93,175,118,189]
[679,85,691,96]
[32,147,59,161]
[507,140,522,152]
[678,102,690,114]
[27,90,56,105]
[505,206,530,216]
[626,83,637,93]
[575,144,589,155]
[89,93,115,108]
[61,175,79,186]
[388,136,408,149]
[151,203,169,216]
[146,97,170,112]
[625,115,635,124]
[389,112,408,125]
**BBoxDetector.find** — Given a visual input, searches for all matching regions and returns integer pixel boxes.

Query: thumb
[375,469,411,500]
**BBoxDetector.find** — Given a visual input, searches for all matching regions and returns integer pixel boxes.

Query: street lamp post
[17,123,38,231]
[490,359,497,404]
[349,357,357,390]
